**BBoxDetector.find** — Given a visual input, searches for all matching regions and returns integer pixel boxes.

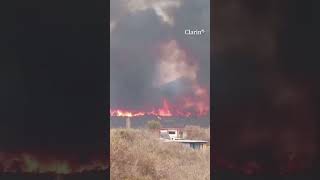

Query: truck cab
[160,128,181,140]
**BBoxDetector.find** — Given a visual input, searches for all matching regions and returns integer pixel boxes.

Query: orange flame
[110,99,174,117]
[110,96,208,118]
[110,110,145,117]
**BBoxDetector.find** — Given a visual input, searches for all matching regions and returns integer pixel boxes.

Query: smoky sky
[1,0,107,154]
[110,0,210,109]
[213,0,320,172]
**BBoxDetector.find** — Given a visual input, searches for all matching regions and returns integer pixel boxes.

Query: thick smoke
[155,40,197,87]
[110,0,210,112]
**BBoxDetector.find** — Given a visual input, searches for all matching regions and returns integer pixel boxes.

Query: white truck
[159,128,182,140]
[159,128,208,150]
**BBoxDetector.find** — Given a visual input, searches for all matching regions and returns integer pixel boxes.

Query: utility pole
[126,117,131,129]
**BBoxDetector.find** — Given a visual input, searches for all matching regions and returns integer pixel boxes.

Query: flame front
[110,110,145,117]
[110,97,208,118]
[110,99,173,117]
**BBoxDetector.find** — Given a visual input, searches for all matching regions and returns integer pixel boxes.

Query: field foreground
[110,128,210,180]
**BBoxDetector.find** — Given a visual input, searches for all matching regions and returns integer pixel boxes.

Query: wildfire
[110,96,209,118]
[111,40,210,118]
[0,152,107,175]
[110,110,146,117]
[110,99,174,117]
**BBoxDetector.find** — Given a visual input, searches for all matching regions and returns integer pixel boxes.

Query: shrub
[110,128,210,180]
[146,120,161,130]
[184,125,210,142]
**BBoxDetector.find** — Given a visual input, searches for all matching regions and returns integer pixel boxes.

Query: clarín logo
[185,29,205,35]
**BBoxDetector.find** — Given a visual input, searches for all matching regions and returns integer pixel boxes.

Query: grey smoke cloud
[110,0,210,110]
[110,0,182,33]
[154,40,198,87]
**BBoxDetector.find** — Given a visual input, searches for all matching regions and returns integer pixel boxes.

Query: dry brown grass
[110,128,210,180]
[184,125,210,142]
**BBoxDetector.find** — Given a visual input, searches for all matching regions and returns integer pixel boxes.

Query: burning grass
[110,128,210,180]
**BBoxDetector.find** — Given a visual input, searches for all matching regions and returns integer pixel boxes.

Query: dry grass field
[110,128,210,180]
